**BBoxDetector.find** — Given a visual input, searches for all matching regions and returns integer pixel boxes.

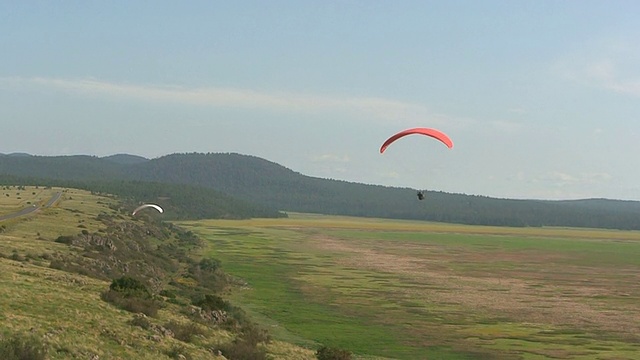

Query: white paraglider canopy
[132,203,164,216]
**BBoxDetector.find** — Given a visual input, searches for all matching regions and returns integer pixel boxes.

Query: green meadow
[180,213,640,359]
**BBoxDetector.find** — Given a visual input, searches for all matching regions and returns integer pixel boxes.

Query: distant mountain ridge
[102,154,149,165]
[1,152,640,229]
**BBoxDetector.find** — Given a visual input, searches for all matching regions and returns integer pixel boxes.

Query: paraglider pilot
[417,191,425,200]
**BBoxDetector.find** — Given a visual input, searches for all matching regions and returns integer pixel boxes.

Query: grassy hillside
[0,186,314,359]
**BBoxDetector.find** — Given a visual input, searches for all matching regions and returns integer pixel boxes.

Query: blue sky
[1,1,639,200]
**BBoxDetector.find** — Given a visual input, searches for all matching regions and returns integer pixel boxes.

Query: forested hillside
[1,152,640,229]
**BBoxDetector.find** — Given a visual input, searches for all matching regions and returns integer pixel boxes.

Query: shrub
[176,230,201,247]
[186,259,228,292]
[49,259,65,270]
[164,345,191,360]
[240,323,270,346]
[102,277,158,317]
[197,258,221,272]
[109,276,151,299]
[192,294,229,312]
[218,321,270,360]
[129,314,153,330]
[159,289,176,298]
[163,321,205,343]
[316,346,353,360]
[100,290,160,317]
[219,302,266,332]
[168,297,187,306]
[54,235,74,245]
[0,333,47,360]
[219,338,267,360]
[9,252,24,262]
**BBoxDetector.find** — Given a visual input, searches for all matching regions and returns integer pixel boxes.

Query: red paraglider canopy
[379,127,453,153]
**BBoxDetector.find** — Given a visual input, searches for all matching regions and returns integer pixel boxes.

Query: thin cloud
[311,154,351,163]
[585,60,640,97]
[379,171,401,180]
[507,107,526,114]
[604,79,640,97]
[581,172,612,184]
[536,171,611,187]
[510,170,611,187]
[556,40,640,98]
[1,76,438,122]
[489,119,525,133]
